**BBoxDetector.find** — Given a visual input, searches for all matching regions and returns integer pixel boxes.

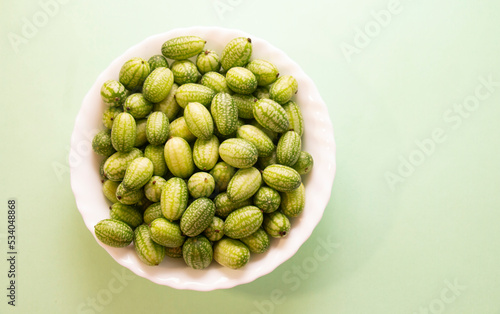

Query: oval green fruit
[164,137,195,178]
[269,75,298,104]
[292,151,314,175]
[102,180,120,203]
[143,202,163,225]
[253,186,281,213]
[218,138,258,169]
[182,236,213,270]
[193,135,219,171]
[246,59,279,86]
[111,112,136,153]
[101,80,128,107]
[250,119,277,142]
[211,92,238,136]
[232,94,257,119]
[150,218,185,247]
[119,57,150,91]
[221,37,252,70]
[253,99,289,133]
[283,101,304,136]
[134,224,166,266]
[110,203,143,228]
[201,72,231,94]
[144,176,167,203]
[184,102,214,140]
[224,205,263,239]
[92,130,115,157]
[153,83,180,121]
[196,50,221,74]
[103,148,143,181]
[227,167,262,202]
[161,36,206,60]
[171,60,200,85]
[134,118,148,147]
[187,172,215,198]
[226,67,258,95]
[174,83,216,108]
[168,117,196,142]
[180,198,215,237]
[237,124,274,157]
[161,177,188,221]
[102,106,123,129]
[214,192,252,218]
[94,219,134,248]
[116,183,144,205]
[281,183,305,218]
[276,131,301,166]
[204,216,224,242]
[144,144,167,177]
[263,211,291,238]
[213,238,250,269]
[146,111,169,145]
[240,228,270,254]
[262,164,301,192]
[143,67,174,103]
[122,157,154,191]
[123,93,153,119]
[210,162,236,193]
[148,54,169,71]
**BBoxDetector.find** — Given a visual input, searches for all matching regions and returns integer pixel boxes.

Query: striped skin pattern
[100,80,128,107]
[119,57,150,91]
[115,183,144,205]
[143,67,174,103]
[144,176,167,203]
[184,102,214,140]
[292,151,314,175]
[164,137,195,178]
[144,144,167,177]
[211,92,238,136]
[122,157,154,191]
[193,135,220,171]
[111,112,136,153]
[174,83,216,108]
[253,86,270,100]
[110,203,143,228]
[143,202,163,225]
[214,192,253,218]
[201,72,231,94]
[232,94,257,119]
[134,224,166,266]
[102,107,123,129]
[196,50,221,74]
[240,228,271,254]
[180,198,215,237]
[204,216,224,242]
[148,54,169,71]
[245,59,279,86]
[262,164,301,192]
[269,75,298,105]
[213,117,244,140]
[253,99,290,133]
[161,36,206,60]
[102,180,119,203]
[103,148,143,181]
[161,177,188,221]
[146,112,169,146]
[182,236,213,270]
[210,162,236,192]
[187,172,215,198]
[213,238,250,269]
[276,131,302,166]
[250,119,277,142]
[237,125,275,157]
[224,206,263,239]
[165,246,183,258]
[221,37,252,70]
[283,101,304,136]
[280,183,305,218]
[92,130,115,157]
[171,60,200,85]
[253,186,281,213]
[153,83,180,121]
[263,211,291,238]
[218,138,258,169]
[150,218,185,248]
[227,167,262,202]
[134,119,148,147]
[168,117,196,142]
[94,219,134,248]
[123,93,153,119]
[226,67,258,95]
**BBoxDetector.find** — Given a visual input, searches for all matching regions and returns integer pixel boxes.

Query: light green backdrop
[1,0,500,313]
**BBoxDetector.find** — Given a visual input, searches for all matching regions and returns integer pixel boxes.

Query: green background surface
[1,0,500,313]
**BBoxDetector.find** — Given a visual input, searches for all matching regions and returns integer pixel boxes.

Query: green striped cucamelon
[134,118,148,147]
[143,202,163,224]
[168,117,196,142]
[211,92,238,136]
[102,107,123,129]
[148,54,169,71]
[245,59,279,86]
[292,151,314,175]
[187,172,215,198]
[204,216,224,242]
[143,67,174,103]
[214,192,253,218]
[180,198,215,237]
[232,94,257,119]
[165,246,183,258]
[250,119,277,142]
[150,218,185,247]
[111,112,136,153]
[226,67,257,95]
[253,186,281,213]
[280,183,305,217]
[146,112,169,146]
[103,148,143,181]
[253,99,290,133]
[196,50,221,74]
[161,177,188,221]
[144,176,167,203]
[161,36,206,60]
[262,164,301,192]
[210,162,236,192]
[174,83,216,108]
[102,180,119,203]
[218,138,258,169]
[171,60,200,85]
[193,135,219,171]
[276,131,301,166]
[122,157,154,191]
[100,80,128,107]
[227,167,262,202]
[263,211,291,238]
[164,137,195,178]
[92,130,115,157]
[182,236,213,270]
[116,183,144,205]
[221,37,252,70]
[283,101,304,136]
[224,206,263,239]
[240,228,270,254]
[153,83,180,121]
[110,203,143,228]
[184,102,214,140]
[213,238,250,269]
[200,72,231,94]
[269,75,298,104]
[119,57,150,91]
[236,125,274,157]
[134,224,166,266]
[123,93,153,119]
[144,144,167,177]
[94,219,134,248]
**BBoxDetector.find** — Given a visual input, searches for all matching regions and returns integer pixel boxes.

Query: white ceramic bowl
[70,26,336,291]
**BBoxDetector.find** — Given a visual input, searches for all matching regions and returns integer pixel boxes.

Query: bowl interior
[70,26,336,291]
